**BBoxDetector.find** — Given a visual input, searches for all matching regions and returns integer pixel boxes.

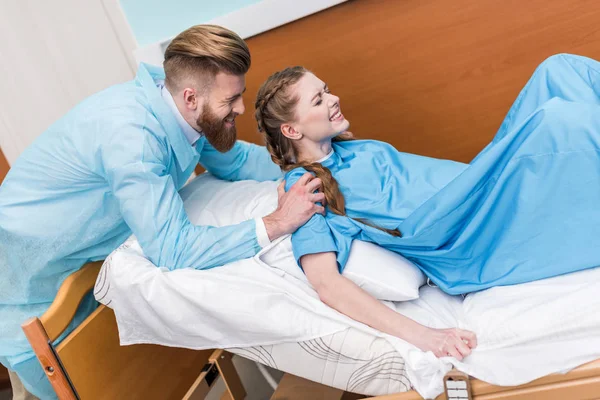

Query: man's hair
[163,24,251,92]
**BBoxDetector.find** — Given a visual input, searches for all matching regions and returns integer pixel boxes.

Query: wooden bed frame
[22,262,600,400]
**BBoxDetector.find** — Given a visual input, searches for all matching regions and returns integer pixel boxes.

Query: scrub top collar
[136,63,198,172]
[323,141,355,168]
[159,84,202,147]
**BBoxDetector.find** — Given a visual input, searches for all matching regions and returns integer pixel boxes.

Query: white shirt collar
[157,81,202,146]
[316,149,335,163]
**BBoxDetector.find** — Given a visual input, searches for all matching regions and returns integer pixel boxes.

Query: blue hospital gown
[0,63,281,395]
[288,54,600,295]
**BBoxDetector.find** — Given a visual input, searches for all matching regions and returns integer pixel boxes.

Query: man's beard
[197,103,237,153]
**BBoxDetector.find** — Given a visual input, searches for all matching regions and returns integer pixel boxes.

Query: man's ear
[182,87,200,111]
[281,123,302,140]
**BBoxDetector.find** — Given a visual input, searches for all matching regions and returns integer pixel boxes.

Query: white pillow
[180,173,425,301]
[179,173,279,226]
[257,236,425,302]
[343,240,425,301]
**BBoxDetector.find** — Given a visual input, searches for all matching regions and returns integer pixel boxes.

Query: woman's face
[289,72,350,143]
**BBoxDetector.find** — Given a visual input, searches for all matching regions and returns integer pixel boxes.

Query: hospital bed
[22,261,600,399]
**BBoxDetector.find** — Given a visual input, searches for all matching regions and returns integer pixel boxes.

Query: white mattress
[229,327,411,396]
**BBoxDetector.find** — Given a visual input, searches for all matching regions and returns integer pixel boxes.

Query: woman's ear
[281,123,303,140]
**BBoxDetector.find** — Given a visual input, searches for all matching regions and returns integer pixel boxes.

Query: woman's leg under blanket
[485,54,600,150]
[407,98,600,294]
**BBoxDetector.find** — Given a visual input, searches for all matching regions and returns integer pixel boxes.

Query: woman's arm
[302,252,477,360]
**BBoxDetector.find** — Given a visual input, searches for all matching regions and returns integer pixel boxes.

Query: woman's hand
[413,327,478,361]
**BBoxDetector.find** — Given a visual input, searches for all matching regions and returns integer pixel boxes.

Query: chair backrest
[23,262,211,400]
[57,306,212,399]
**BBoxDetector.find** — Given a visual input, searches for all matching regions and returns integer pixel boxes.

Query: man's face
[197,72,246,152]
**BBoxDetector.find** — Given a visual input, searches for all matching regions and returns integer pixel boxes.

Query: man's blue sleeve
[101,128,261,270]
[199,140,282,181]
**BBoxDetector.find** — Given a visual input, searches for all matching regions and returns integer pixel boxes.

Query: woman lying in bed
[254,54,600,361]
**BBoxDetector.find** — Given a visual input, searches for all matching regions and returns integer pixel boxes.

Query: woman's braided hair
[255,67,401,237]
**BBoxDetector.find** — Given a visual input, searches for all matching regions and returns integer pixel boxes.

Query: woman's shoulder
[284,167,311,191]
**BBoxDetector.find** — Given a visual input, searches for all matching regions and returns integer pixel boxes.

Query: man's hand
[263,173,326,241]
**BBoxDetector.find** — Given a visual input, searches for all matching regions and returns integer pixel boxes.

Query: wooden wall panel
[238,0,600,163]
[0,148,9,184]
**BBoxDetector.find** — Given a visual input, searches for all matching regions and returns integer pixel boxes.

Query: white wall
[0,0,136,165]
[128,0,348,66]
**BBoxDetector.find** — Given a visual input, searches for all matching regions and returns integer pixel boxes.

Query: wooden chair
[21,262,245,400]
